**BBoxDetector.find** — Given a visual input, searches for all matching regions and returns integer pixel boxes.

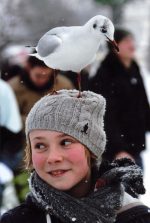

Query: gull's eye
[101,27,107,33]
[93,23,97,29]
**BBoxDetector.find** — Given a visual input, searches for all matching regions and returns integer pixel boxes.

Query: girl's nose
[47,148,64,164]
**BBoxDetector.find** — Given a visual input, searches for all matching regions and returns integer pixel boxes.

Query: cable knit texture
[25,89,106,160]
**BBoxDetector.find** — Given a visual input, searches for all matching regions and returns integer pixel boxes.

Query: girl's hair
[85,148,98,167]
[24,141,33,171]
[24,141,98,171]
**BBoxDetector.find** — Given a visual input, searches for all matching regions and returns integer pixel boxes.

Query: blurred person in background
[1,62,23,81]
[89,28,150,169]
[9,56,74,126]
[0,79,23,173]
[0,45,29,81]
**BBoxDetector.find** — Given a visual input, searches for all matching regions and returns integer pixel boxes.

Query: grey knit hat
[25,89,106,160]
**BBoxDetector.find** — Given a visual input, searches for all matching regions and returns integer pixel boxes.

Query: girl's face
[29,130,91,191]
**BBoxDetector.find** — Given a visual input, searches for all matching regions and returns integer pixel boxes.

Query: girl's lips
[49,170,69,177]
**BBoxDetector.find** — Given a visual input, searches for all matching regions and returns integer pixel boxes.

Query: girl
[1,89,150,223]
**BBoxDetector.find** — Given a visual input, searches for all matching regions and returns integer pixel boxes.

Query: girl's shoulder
[116,192,150,223]
[116,204,150,223]
[0,200,45,223]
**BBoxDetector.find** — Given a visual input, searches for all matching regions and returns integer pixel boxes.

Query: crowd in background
[0,28,150,215]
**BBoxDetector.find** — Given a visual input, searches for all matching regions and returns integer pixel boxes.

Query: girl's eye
[61,139,72,146]
[35,143,46,150]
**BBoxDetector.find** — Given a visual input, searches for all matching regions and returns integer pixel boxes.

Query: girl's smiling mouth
[48,169,70,177]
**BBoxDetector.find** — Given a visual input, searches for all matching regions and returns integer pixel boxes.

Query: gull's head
[86,15,119,52]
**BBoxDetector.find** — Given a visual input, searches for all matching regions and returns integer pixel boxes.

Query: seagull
[28,15,119,96]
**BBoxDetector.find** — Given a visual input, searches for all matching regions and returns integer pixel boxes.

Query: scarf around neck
[28,158,145,223]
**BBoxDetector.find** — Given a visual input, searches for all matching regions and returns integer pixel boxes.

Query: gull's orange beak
[105,36,119,52]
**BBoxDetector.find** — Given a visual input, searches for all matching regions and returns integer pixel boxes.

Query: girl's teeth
[51,170,65,175]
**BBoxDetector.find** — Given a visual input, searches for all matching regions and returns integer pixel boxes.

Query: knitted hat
[25,89,106,160]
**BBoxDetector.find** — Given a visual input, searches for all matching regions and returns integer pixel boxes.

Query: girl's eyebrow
[57,133,77,141]
[32,136,46,141]
[57,133,70,138]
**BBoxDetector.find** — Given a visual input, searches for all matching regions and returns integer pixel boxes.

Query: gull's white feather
[30,15,115,72]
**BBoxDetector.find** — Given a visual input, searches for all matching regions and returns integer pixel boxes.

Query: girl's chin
[48,183,74,191]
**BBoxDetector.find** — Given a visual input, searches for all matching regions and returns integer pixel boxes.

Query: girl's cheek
[32,152,46,169]
[67,147,87,163]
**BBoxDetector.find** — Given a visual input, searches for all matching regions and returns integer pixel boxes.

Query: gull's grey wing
[37,26,79,57]
[47,26,72,36]
[46,26,80,37]
[37,34,62,57]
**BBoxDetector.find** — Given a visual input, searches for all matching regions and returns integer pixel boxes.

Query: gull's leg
[77,72,82,98]
[50,69,58,95]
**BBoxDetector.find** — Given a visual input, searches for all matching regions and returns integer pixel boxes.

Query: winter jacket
[1,195,150,223]
[0,79,22,133]
[89,52,150,161]
[0,127,23,170]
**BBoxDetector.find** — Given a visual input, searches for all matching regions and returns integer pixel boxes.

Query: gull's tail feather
[26,46,43,61]
[29,53,43,62]
[29,53,38,57]
[25,46,37,54]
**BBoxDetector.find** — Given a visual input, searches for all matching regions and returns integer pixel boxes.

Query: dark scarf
[28,158,145,223]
